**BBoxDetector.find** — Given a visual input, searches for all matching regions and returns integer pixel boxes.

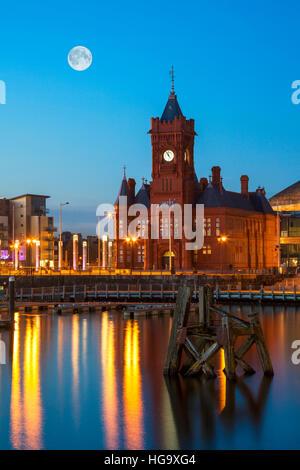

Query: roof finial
[169,65,174,94]
[123,165,126,178]
[142,177,145,185]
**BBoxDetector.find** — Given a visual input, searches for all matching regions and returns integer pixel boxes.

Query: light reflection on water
[0,304,299,450]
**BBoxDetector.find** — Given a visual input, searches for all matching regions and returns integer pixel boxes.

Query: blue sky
[0,0,299,235]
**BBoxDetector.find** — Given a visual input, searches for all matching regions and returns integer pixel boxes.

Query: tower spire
[123,165,126,178]
[169,65,175,94]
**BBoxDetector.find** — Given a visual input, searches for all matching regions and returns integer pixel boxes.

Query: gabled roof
[197,183,274,214]
[161,92,183,122]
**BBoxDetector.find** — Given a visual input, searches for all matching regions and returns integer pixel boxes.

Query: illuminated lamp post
[217,235,228,274]
[99,212,113,272]
[35,240,40,272]
[14,241,19,271]
[73,234,78,271]
[82,240,87,271]
[126,237,137,274]
[59,201,70,271]
[102,235,108,269]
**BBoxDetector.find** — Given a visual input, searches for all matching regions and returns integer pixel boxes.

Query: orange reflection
[123,320,144,449]
[10,312,21,449]
[101,312,118,448]
[217,349,226,414]
[72,315,80,424]
[10,314,43,449]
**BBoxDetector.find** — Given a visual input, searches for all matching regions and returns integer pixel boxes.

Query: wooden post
[9,276,15,326]
[163,286,192,375]
[222,315,236,380]
[205,287,213,327]
[198,286,206,326]
[249,312,274,376]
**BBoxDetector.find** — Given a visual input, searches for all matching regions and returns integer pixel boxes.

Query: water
[0,305,300,450]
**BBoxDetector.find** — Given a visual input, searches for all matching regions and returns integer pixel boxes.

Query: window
[119,247,124,263]
[137,245,144,263]
[160,217,170,238]
[216,218,220,237]
[202,245,212,255]
[204,218,211,236]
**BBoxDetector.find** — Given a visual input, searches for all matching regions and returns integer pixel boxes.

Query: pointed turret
[114,166,132,206]
[160,66,183,122]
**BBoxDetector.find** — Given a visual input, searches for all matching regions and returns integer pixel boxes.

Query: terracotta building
[113,84,277,273]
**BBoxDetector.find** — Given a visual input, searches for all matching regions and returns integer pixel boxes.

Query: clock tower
[147,72,197,269]
[149,82,197,207]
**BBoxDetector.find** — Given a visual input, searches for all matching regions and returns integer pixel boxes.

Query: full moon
[68,46,92,71]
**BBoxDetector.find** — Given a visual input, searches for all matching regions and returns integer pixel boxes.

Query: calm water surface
[0,305,300,450]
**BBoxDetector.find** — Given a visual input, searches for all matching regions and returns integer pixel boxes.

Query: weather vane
[169,65,174,93]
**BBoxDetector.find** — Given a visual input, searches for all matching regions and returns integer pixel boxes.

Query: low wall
[0,273,287,290]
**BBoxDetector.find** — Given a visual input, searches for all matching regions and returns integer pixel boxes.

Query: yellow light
[126,237,130,243]
[132,237,137,242]
[14,243,19,249]
[221,236,227,242]
[26,239,31,244]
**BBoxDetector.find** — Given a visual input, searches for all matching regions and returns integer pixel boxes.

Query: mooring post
[248,312,274,376]
[9,276,15,326]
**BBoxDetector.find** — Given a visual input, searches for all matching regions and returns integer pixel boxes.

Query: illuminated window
[216,218,220,236]
[137,245,145,263]
[202,245,212,255]
[204,218,211,236]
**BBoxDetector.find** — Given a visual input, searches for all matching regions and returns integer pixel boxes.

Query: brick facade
[113,88,277,272]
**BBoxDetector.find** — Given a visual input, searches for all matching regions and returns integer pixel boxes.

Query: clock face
[163,149,174,162]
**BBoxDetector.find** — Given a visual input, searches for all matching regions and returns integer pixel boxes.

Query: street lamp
[217,235,228,274]
[59,201,70,271]
[126,236,137,274]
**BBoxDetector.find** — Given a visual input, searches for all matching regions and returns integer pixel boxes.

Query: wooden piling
[163,285,192,376]
[163,284,274,381]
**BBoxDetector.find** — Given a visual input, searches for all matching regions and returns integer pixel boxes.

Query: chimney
[211,166,222,189]
[240,175,249,197]
[128,178,136,200]
[199,177,208,191]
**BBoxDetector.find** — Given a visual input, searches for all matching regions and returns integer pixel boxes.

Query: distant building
[60,232,84,269]
[269,181,300,269]
[0,198,10,262]
[86,236,99,266]
[113,84,277,273]
[10,194,56,269]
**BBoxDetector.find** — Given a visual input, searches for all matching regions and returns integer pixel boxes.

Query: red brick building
[113,86,277,272]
